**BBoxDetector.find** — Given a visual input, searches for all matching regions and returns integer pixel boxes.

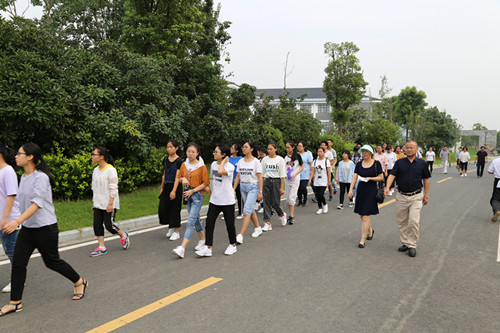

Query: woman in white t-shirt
[284,141,303,224]
[459,146,471,177]
[233,141,263,244]
[196,144,237,257]
[425,147,436,175]
[309,147,331,215]
[89,147,130,257]
[0,145,21,293]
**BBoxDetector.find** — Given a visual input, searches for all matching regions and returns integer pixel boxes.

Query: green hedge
[43,144,166,200]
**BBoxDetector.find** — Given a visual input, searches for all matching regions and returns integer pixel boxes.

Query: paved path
[1,166,499,332]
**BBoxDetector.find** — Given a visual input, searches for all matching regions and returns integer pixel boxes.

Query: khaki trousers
[395,191,423,248]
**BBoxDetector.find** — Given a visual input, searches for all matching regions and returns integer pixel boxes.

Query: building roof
[255,87,380,101]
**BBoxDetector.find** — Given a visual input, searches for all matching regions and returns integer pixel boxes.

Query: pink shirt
[374,153,388,172]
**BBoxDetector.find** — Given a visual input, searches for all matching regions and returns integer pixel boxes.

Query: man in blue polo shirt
[385,140,431,257]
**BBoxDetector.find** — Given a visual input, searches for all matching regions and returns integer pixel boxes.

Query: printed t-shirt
[209,161,235,206]
[236,158,262,184]
[313,158,331,187]
[261,156,286,179]
[284,155,303,185]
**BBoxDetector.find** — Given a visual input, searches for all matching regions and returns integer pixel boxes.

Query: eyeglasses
[16,152,27,156]
[91,153,100,157]
[213,151,220,154]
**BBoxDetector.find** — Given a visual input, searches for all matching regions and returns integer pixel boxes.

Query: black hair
[285,140,302,165]
[96,147,115,166]
[186,142,201,160]
[243,140,258,158]
[376,144,383,148]
[386,145,392,150]
[231,143,242,156]
[481,146,485,149]
[298,141,307,149]
[216,144,230,159]
[317,147,326,153]
[342,149,351,159]
[167,139,182,157]
[0,144,16,169]
[258,146,268,155]
[353,145,359,152]
[463,146,468,151]
[21,143,55,187]
[268,141,278,150]
[321,141,328,146]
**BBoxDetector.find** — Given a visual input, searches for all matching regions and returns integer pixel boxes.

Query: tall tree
[472,123,488,131]
[373,75,396,122]
[323,41,368,138]
[394,86,427,140]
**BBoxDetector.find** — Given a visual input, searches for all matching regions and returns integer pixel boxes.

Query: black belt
[399,189,422,196]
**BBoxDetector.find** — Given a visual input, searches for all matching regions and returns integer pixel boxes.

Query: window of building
[317,104,330,113]
[300,103,313,112]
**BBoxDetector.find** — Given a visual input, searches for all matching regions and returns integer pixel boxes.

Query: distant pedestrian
[351,145,363,165]
[159,140,183,241]
[488,157,500,222]
[284,141,304,224]
[0,145,21,294]
[348,145,383,248]
[310,147,331,215]
[455,147,462,175]
[0,143,87,318]
[385,140,431,258]
[374,144,388,189]
[196,144,237,257]
[459,146,471,177]
[385,145,397,195]
[229,144,244,220]
[475,146,488,178]
[327,139,338,199]
[321,141,335,201]
[425,147,435,174]
[89,147,130,257]
[439,146,450,174]
[172,143,210,259]
[336,150,354,209]
[395,145,406,160]
[297,141,313,206]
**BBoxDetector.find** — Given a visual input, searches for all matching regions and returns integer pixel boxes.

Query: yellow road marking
[378,199,395,208]
[86,277,223,333]
[437,177,452,183]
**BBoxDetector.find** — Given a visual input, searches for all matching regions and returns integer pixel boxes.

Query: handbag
[373,161,385,204]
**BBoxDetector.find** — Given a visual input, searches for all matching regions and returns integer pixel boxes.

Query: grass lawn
[54,184,211,232]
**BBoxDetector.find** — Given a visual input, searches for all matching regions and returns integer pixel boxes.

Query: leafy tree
[323,41,368,138]
[394,86,427,140]
[418,107,460,149]
[373,75,396,122]
[472,123,488,131]
[338,107,370,144]
[361,118,400,145]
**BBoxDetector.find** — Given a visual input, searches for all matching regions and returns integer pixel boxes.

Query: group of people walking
[0,138,435,317]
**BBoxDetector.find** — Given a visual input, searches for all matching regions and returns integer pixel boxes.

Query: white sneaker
[348,202,354,208]
[464,173,467,177]
[280,212,287,226]
[169,232,180,241]
[2,282,11,293]
[316,209,323,215]
[254,203,260,211]
[236,214,244,219]
[257,207,264,214]
[251,227,263,238]
[224,244,237,255]
[195,240,205,251]
[389,189,394,196]
[166,228,174,238]
[337,204,343,210]
[236,234,244,244]
[461,174,464,177]
[195,245,212,257]
[262,223,272,231]
[172,246,185,258]
[322,204,328,214]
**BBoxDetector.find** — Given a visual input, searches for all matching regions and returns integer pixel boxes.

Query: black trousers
[314,186,327,208]
[339,182,352,205]
[158,183,182,228]
[477,162,485,177]
[235,184,242,216]
[298,179,309,203]
[460,161,468,171]
[491,178,500,213]
[93,208,120,237]
[204,203,236,246]
[11,224,80,301]
[427,161,433,174]
[263,178,284,221]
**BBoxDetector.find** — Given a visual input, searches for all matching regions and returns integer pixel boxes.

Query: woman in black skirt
[348,145,384,248]
[158,140,183,241]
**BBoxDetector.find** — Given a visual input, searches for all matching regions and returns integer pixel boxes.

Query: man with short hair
[385,140,431,257]
[488,157,500,222]
[475,146,488,178]
[439,146,450,174]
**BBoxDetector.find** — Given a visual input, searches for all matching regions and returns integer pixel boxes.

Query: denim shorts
[240,182,259,215]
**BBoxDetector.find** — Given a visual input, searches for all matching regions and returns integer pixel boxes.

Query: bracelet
[108,202,113,205]
[14,219,20,226]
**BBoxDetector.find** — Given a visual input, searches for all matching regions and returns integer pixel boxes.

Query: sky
[4,0,500,130]
[217,0,500,130]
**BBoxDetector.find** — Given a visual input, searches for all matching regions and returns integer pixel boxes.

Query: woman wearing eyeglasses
[89,147,130,257]
[0,143,87,317]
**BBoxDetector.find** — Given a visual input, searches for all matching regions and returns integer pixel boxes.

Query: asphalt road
[1,164,500,333]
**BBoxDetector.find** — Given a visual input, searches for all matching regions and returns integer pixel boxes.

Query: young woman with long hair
[158,140,183,241]
[172,143,210,258]
[229,144,244,219]
[89,147,130,257]
[284,141,304,224]
[261,142,287,231]
[336,150,355,209]
[0,145,21,294]
[310,147,331,214]
[459,146,470,177]
[196,144,238,257]
[0,143,87,317]
[234,141,263,244]
[297,141,313,207]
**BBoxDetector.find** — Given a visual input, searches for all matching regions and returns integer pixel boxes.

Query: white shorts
[285,181,300,206]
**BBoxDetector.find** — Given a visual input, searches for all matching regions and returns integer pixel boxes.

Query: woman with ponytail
[284,141,304,224]
[89,147,129,256]
[0,145,21,294]
[0,143,87,317]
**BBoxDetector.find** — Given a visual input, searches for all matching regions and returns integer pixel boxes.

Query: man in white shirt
[322,141,336,201]
[385,145,397,195]
[488,157,500,222]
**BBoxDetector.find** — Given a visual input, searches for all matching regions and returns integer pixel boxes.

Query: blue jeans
[240,183,259,215]
[1,230,18,263]
[184,191,204,240]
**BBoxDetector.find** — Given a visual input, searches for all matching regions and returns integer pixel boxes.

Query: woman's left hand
[2,220,18,234]
[183,189,193,199]
[279,188,285,196]
[257,193,263,201]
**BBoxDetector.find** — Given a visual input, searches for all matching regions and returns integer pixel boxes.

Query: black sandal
[72,279,88,301]
[0,302,23,317]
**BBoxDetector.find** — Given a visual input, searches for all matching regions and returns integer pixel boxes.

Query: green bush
[43,144,166,200]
